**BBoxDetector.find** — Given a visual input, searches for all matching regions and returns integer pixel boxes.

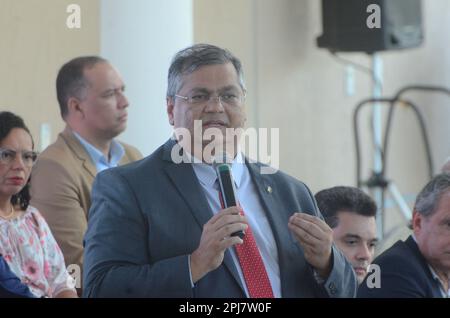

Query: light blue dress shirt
[191,152,281,298]
[73,132,125,173]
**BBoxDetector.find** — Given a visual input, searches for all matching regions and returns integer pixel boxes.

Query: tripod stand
[354,78,446,240]
[337,53,439,240]
[356,53,412,240]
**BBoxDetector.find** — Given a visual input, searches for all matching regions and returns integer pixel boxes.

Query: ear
[412,210,422,234]
[167,96,175,126]
[67,96,84,119]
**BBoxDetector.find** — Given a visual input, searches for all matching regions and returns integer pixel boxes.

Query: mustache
[354,262,370,269]
[197,118,230,126]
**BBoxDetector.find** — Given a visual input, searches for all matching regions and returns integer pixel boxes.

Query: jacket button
[328,282,337,295]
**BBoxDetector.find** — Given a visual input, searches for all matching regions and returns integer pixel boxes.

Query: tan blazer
[30,127,142,270]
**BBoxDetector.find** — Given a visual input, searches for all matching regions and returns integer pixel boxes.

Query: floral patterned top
[0,206,75,297]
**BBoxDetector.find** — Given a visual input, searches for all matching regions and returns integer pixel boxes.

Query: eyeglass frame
[0,148,38,167]
[174,91,246,107]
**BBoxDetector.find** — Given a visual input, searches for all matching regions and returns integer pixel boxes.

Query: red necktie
[218,191,274,298]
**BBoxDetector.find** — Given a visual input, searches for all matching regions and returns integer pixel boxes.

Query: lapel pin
[266,186,273,193]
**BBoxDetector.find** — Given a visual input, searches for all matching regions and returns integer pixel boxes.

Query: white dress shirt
[191,152,281,298]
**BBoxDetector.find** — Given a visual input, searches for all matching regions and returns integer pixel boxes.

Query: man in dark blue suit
[83,44,356,298]
[358,173,450,298]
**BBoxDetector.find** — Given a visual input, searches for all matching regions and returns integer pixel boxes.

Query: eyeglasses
[175,92,245,107]
[0,148,38,167]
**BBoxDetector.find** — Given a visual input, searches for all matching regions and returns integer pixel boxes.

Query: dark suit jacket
[83,139,356,298]
[0,255,34,298]
[358,235,443,298]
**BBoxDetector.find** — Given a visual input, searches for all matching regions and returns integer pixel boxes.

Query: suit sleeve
[303,182,358,298]
[30,158,87,270]
[82,169,194,298]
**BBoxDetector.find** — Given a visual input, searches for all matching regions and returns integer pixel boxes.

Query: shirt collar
[188,151,246,189]
[73,131,125,166]
[427,264,449,298]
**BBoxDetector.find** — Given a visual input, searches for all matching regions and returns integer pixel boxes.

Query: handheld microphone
[213,156,245,239]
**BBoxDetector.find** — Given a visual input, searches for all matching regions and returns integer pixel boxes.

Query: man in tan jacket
[30,57,142,287]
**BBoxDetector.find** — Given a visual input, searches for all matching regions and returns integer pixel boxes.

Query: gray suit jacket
[83,139,356,298]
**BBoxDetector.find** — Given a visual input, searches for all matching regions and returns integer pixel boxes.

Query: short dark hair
[0,111,34,210]
[167,43,246,98]
[414,173,450,218]
[315,186,377,228]
[56,56,108,118]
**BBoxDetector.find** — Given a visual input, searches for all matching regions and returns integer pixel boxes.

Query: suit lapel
[161,139,246,294]
[163,163,213,229]
[60,127,97,178]
[246,161,296,295]
[246,162,291,246]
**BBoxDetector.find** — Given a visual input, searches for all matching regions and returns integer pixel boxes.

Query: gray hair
[414,173,450,217]
[166,43,246,98]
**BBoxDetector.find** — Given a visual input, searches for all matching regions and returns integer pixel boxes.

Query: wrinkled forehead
[178,63,241,93]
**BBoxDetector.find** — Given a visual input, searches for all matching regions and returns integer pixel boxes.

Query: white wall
[101,0,193,156]
[194,0,450,251]
[1,0,100,151]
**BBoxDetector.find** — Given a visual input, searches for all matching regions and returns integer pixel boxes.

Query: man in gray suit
[83,44,357,298]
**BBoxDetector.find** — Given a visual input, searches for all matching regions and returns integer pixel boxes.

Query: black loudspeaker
[317,0,423,53]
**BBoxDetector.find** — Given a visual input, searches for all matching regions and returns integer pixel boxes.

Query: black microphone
[213,157,245,239]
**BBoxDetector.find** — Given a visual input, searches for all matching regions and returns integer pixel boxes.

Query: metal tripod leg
[386,182,412,222]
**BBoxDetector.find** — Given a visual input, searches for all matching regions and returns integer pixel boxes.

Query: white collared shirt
[190,152,281,298]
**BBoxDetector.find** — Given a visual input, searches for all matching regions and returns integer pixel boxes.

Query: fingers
[191,208,247,282]
[210,207,243,225]
[203,207,248,242]
[288,212,333,277]
[291,212,330,232]
[218,235,244,250]
[217,222,248,241]
[209,207,247,232]
[289,213,331,242]
[288,222,320,248]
